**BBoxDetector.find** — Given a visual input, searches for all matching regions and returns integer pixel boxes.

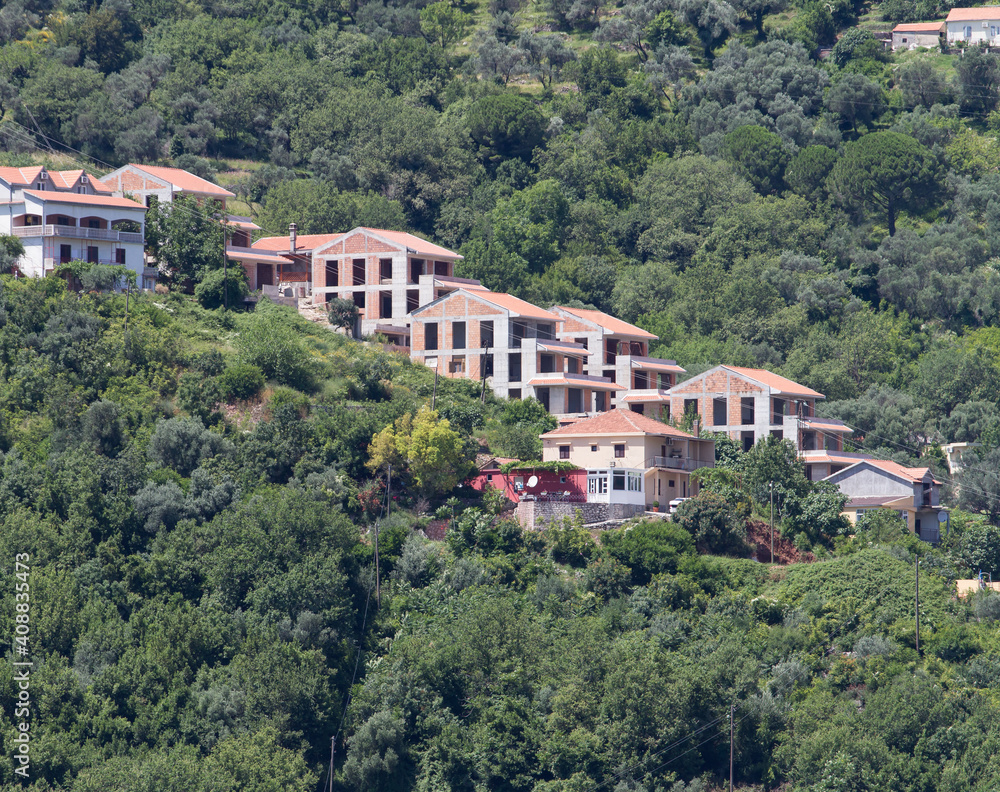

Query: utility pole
[729,702,735,792]
[374,519,380,608]
[222,218,228,311]
[915,557,920,653]
[769,481,775,563]
[480,344,491,404]
[386,464,391,520]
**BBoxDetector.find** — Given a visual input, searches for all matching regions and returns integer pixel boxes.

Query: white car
[668,497,691,514]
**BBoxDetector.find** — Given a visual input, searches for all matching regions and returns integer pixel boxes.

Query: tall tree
[828,130,937,235]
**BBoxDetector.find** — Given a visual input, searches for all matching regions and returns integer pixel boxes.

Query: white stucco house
[891,21,945,50]
[0,167,148,286]
[946,7,1000,45]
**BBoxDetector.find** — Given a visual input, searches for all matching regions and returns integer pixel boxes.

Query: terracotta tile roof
[23,190,145,210]
[542,408,697,439]
[475,292,563,321]
[359,228,462,259]
[526,374,626,391]
[128,165,235,198]
[225,250,285,263]
[252,233,340,252]
[227,214,260,230]
[721,366,824,398]
[622,392,671,403]
[865,458,936,484]
[554,306,657,339]
[0,166,43,185]
[537,340,591,356]
[802,451,873,465]
[893,21,944,31]
[947,6,1000,21]
[434,275,488,290]
[630,356,685,373]
[803,418,852,432]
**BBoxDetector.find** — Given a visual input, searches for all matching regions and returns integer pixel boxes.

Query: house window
[86,246,98,263]
[575,337,588,349]
[628,472,642,492]
[771,429,783,440]
[668,479,675,487]
[425,323,438,350]
[380,258,392,280]
[449,357,465,374]
[540,353,555,373]
[567,388,583,413]
[614,444,625,458]
[591,445,597,452]
[509,388,521,399]
[772,398,786,424]
[508,353,521,382]
[560,476,566,483]
[536,387,549,411]
[559,445,570,460]
[567,357,578,374]
[713,397,727,426]
[588,474,608,494]
[60,244,71,263]
[115,248,125,265]
[684,399,698,417]
[613,470,626,491]
[410,258,424,283]
[483,354,494,377]
[434,260,449,276]
[537,323,554,340]
[487,473,493,481]
[453,321,466,349]
[480,320,494,348]
[802,431,816,451]
[353,258,365,286]
[406,289,419,313]
[634,371,648,389]
[380,292,392,319]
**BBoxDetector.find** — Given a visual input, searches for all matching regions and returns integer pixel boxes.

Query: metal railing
[13,225,142,243]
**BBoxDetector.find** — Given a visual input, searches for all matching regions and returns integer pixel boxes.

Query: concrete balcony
[14,225,143,244]
[645,455,714,472]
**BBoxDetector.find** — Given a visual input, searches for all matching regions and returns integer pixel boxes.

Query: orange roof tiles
[542,408,697,439]
[474,292,563,321]
[721,366,824,398]
[863,458,936,484]
[537,340,591,356]
[252,234,340,252]
[622,392,671,403]
[0,166,43,185]
[631,356,685,373]
[947,7,1000,21]
[893,21,944,31]
[555,306,657,339]
[128,165,235,198]
[526,375,625,391]
[358,228,462,259]
[23,190,145,210]
[803,418,852,433]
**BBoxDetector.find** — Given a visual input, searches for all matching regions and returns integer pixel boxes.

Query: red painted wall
[468,468,586,504]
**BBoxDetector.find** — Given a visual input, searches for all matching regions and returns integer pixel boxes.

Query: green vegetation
[6,0,1000,788]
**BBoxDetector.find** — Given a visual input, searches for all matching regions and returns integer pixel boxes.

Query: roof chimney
[289,223,297,254]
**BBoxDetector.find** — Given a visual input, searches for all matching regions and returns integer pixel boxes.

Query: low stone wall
[516,499,646,530]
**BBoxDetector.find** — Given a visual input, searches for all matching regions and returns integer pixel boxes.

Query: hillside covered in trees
[5,0,1000,788]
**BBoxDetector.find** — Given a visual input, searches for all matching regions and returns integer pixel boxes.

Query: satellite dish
[938,511,949,524]
[527,475,539,488]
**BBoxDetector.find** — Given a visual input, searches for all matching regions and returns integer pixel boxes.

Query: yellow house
[540,409,715,508]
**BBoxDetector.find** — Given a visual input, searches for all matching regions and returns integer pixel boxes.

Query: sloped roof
[947,6,1000,21]
[0,166,43,185]
[526,375,625,391]
[358,228,461,259]
[865,458,937,484]
[802,418,852,432]
[472,291,562,321]
[847,496,912,509]
[536,340,591,356]
[23,190,145,210]
[721,366,824,398]
[630,356,685,373]
[554,306,657,339]
[127,165,235,198]
[252,233,340,252]
[542,408,697,439]
[893,21,944,31]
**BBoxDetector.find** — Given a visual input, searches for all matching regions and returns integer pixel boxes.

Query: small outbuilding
[891,21,945,50]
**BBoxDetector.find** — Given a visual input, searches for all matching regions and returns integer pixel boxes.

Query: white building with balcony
[551,306,685,417]
[0,167,147,286]
[540,408,715,508]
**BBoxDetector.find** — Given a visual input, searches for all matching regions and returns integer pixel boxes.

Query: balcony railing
[645,456,713,472]
[13,225,143,244]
